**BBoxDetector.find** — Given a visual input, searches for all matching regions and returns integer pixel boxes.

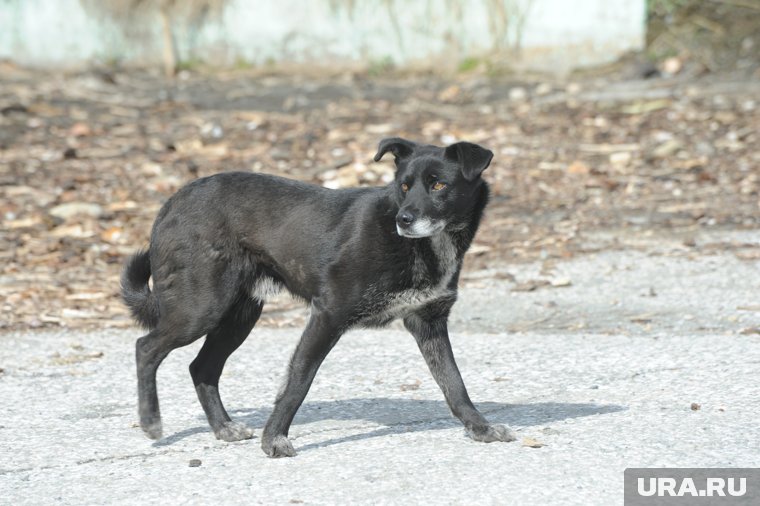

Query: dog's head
[374,137,493,238]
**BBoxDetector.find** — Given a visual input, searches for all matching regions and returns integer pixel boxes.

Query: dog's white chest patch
[372,232,459,322]
[413,231,458,293]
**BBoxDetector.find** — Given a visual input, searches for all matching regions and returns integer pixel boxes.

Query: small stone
[200,122,223,139]
[535,83,552,96]
[509,87,527,101]
[651,139,682,159]
[322,165,360,189]
[440,134,457,145]
[609,151,632,166]
[360,170,379,183]
[690,403,701,411]
[141,162,163,176]
[365,123,393,134]
[566,82,582,95]
[661,57,682,76]
[189,459,202,467]
[49,202,103,220]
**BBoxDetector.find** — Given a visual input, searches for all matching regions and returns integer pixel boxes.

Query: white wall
[0,0,646,72]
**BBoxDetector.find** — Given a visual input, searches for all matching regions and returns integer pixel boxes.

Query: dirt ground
[1,62,758,331]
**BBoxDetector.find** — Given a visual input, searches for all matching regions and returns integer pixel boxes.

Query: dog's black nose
[397,211,415,227]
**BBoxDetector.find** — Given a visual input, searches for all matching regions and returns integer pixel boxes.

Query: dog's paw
[467,424,517,443]
[215,421,255,442]
[141,420,163,440]
[261,435,297,458]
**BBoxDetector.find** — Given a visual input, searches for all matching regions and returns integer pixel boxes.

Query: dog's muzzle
[396,212,445,238]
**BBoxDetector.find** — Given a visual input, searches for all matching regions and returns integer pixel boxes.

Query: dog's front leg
[404,313,516,443]
[261,310,343,457]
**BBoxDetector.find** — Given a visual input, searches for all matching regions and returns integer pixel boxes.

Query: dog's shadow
[154,398,625,452]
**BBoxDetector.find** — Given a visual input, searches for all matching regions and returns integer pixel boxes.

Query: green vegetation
[176,58,203,71]
[367,55,394,76]
[457,56,482,73]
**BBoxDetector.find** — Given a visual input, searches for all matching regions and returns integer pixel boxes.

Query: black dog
[121,137,516,457]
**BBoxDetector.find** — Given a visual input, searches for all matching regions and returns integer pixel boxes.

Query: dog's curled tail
[121,249,159,329]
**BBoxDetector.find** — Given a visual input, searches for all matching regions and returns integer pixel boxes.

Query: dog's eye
[432,182,447,191]
[401,183,409,193]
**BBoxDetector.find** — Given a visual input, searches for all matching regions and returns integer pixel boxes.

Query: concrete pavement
[1,246,759,505]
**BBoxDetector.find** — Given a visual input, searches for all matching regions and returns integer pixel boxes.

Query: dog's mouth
[396,219,446,238]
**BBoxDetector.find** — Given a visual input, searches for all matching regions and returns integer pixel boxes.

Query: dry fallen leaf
[512,280,551,292]
[437,85,461,102]
[400,379,422,391]
[69,122,93,137]
[567,160,590,175]
[467,244,492,256]
[100,227,124,244]
[522,437,545,448]
[630,313,656,324]
[1,66,757,334]
[49,351,104,365]
[65,292,108,301]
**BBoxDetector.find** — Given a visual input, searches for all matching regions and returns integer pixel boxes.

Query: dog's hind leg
[136,317,212,439]
[261,309,344,457]
[135,329,181,440]
[190,297,263,442]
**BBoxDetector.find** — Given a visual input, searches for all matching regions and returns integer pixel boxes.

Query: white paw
[262,434,297,457]
[215,421,255,442]
[467,424,517,443]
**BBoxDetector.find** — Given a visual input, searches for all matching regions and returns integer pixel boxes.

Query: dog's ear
[444,141,493,181]
[373,137,416,162]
